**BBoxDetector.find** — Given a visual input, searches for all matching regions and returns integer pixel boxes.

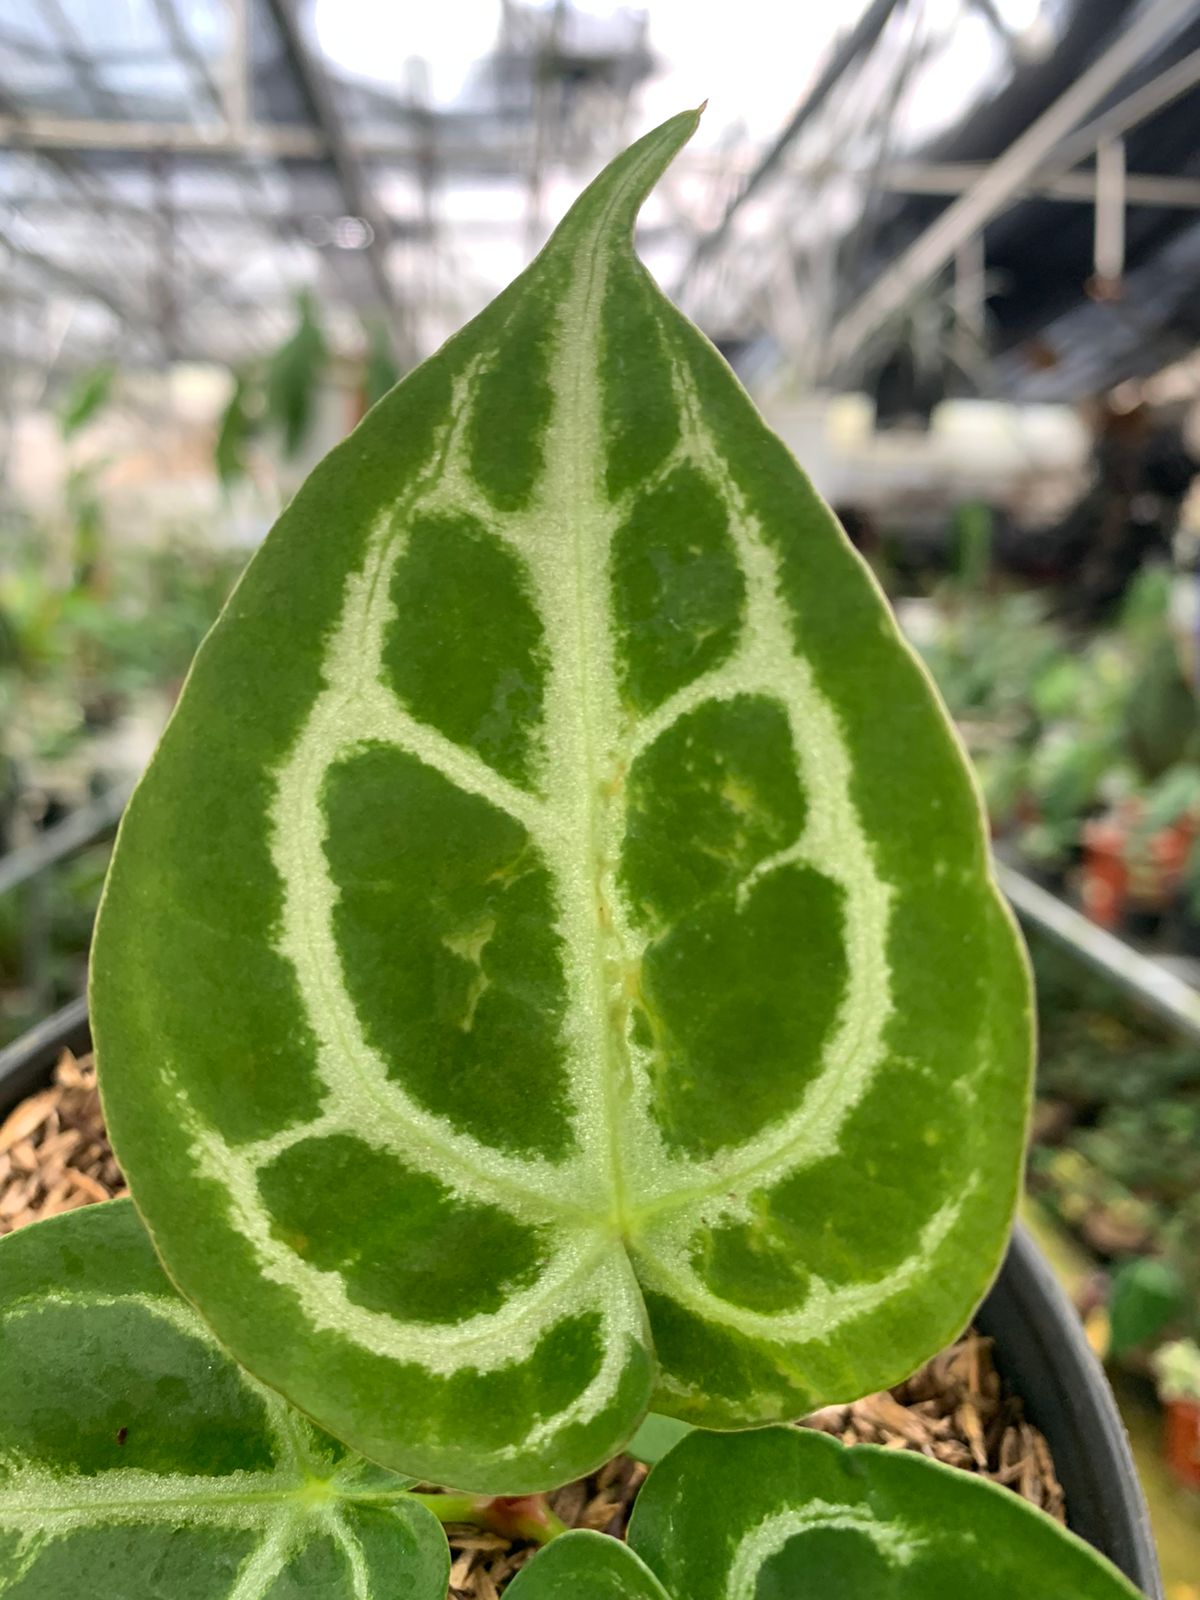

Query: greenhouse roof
[2,0,1200,403]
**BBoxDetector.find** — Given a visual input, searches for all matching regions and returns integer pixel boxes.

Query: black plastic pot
[1169,909,1200,959]
[976,1234,1161,1596]
[0,1001,1164,1598]
[0,996,89,1108]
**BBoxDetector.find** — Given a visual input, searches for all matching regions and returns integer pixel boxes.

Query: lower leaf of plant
[505,1529,671,1598]
[623,1427,1144,1599]
[0,1202,449,1600]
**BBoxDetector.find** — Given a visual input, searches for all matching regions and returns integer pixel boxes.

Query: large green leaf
[0,1202,448,1599]
[91,108,1032,1492]
[623,1427,1143,1598]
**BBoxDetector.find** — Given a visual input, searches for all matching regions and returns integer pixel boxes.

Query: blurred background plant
[0,362,245,1042]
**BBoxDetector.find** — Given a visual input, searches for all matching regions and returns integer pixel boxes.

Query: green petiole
[410,1491,570,1547]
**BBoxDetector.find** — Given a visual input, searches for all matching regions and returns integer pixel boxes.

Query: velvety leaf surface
[505,1531,670,1599]
[627,1428,1144,1599]
[0,1202,448,1599]
[91,108,1032,1491]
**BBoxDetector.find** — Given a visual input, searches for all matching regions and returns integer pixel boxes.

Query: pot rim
[978,1223,1162,1597]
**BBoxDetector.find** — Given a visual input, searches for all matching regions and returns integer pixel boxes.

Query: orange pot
[1165,1397,1200,1489]
[1081,818,1128,929]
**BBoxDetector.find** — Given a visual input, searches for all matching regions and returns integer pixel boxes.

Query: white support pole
[224,0,250,139]
[1094,137,1127,286]
[954,232,986,341]
[881,160,1200,209]
[953,231,986,378]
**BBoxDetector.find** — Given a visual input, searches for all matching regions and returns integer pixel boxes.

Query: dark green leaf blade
[0,1202,448,1600]
[628,1427,1144,1599]
[505,1531,671,1598]
[92,106,1032,1493]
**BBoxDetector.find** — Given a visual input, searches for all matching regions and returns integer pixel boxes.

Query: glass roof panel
[5,0,1192,405]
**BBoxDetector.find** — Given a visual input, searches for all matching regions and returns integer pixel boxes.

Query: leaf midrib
[0,1477,413,1523]
[548,141,685,1246]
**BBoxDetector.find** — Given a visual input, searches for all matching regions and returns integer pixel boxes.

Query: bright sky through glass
[312,0,1018,146]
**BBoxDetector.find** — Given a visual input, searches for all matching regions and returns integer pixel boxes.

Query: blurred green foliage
[1027,934,1200,1356]
[265,288,329,458]
[1108,1257,1187,1360]
[1,531,243,747]
[914,566,1199,879]
[0,841,111,1044]
[57,362,116,440]
[214,297,403,489]
[215,290,331,489]
[0,514,244,1043]
[215,371,258,489]
[363,318,401,410]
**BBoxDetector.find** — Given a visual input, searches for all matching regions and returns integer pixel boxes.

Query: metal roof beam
[0,226,159,343]
[824,0,1198,373]
[0,114,324,158]
[881,160,1200,208]
[38,0,126,121]
[148,0,226,114]
[1046,43,1200,178]
[0,113,756,181]
[673,0,906,295]
[261,0,399,326]
[0,193,690,243]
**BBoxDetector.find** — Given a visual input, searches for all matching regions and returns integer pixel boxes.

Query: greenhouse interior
[3,0,1200,1595]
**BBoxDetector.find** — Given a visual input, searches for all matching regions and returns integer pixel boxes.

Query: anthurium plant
[0,109,1144,1597]
[1,1203,1139,1597]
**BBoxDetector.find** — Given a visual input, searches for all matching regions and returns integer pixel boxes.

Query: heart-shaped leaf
[505,1530,670,1598]
[91,107,1032,1492]
[623,1427,1143,1598]
[0,1201,449,1599]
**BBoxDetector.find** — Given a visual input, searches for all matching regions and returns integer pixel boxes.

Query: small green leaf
[506,1530,670,1598]
[1108,1256,1185,1358]
[628,1427,1144,1598]
[92,109,1032,1492]
[0,1202,449,1599]
[625,1413,693,1466]
[58,362,115,439]
[215,372,258,488]
[265,289,328,458]
[1124,635,1199,780]
[363,318,401,409]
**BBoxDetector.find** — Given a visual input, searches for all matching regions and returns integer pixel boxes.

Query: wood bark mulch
[1,1052,1067,1598]
[0,1049,126,1231]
